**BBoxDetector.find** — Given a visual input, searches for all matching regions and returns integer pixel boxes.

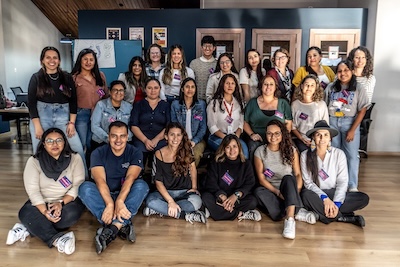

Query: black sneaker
[94,227,115,254]
[118,223,136,243]
[338,215,365,228]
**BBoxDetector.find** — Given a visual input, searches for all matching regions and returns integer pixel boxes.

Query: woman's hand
[222,195,238,212]
[302,138,311,146]
[144,139,156,151]
[323,198,339,218]
[35,125,44,140]
[66,123,76,138]
[275,189,284,200]
[47,202,62,218]
[168,201,181,218]
[187,188,200,195]
[190,141,196,148]
[250,133,262,142]
[346,129,356,142]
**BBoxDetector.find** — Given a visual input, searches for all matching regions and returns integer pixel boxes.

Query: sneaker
[185,210,207,224]
[295,208,317,224]
[6,223,29,245]
[55,232,75,255]
[338,215,365,228]
[94,227,115,254]
[205,208,210,219]
[118,223,136,243]
[282,217,296,239]
[143,207,163,217]
[238,210,262,222]
[349,188,359,192]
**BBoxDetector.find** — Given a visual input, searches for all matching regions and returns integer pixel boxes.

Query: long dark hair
[179,77,198,108]
[215,134,246,163]
[264,120,293,166]
[244,49,263,81]
[162,44,188,85]
[124,56,148,90]
[37,46,71,98]
[71,48,104,87]
[211,73,244,114]
[305,46,322,76]
[214,53,239,74]
[34,127,75,159]
[165,122,194,177]
[331,60,357,92]
[347,46,374,78]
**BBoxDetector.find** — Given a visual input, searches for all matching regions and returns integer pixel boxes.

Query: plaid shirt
[145,63,165,80]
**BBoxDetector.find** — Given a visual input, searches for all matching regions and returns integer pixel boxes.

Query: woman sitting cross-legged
[254,120,316,239]
[143,122,206,224]
[202,134,261,222]
[300,120,369,227]
[7,128,85,255]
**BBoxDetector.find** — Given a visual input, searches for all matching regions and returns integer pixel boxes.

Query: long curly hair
[37,46,71,98]
[211,73,244,114]
[165,122,194,178]
[244,49,263,81]
[292,74,323,102]
[71,48,104,87]
[214,53,239,74]
[347,46,374,78]
[162,44,188,86]
[264,120,294,166]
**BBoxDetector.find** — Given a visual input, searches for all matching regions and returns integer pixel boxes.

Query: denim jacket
[91,98,133,143]
[171,99,207,144]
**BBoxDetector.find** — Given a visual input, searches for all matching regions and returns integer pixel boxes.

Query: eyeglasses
[275,56,288,61]
[202,44,214,49]
[112,89,125,94]
[220,60,231,65]
[266,132,282,138]
[45,138,64,145]
[150,52,160,55]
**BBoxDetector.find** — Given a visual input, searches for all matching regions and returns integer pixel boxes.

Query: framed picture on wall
[129,27,144,47]
[106,28,121,40]
[152,27,167,47]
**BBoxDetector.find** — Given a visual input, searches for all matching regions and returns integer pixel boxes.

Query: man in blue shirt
[79,121,149,254]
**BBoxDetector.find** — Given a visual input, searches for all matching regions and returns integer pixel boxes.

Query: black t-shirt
[154,157,192,190]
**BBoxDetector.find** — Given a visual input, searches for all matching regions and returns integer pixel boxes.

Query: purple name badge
[342,90,350,97]
[318,169,329,181]
[194,114,203,121]
[58,176,72,188]
[174,73,181,80]
[274,111,284,119]
[299,112,308,120]
[225,115,233,124]
[263,168,275,179]
[108,116,116,123]
[97,88,105,98]
[209,68,215,74]
[222,171,234,186]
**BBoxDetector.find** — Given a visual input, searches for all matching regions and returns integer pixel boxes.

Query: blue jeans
[29,101,86,168]
[78,179,149,226]
[75,108,92,151]
[207,134,249,159]
[329,116,360,189]
[145,189,202,218]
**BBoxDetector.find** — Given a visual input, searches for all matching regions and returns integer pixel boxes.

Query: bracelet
[66,121,75,125]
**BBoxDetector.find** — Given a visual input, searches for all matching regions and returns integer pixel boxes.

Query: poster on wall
[129,27,144,47]
[106,28,121,40]
[152,27,167,47]
[74,39,116,68]
[328,46,340,59]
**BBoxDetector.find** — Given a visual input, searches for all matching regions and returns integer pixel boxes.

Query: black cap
[306,120,338,138]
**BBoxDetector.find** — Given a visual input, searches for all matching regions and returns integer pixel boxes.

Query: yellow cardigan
[292,65,336,88]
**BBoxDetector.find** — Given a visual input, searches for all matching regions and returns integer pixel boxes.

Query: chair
[359,102,375,158]
[9,86,30,143]
[10,86,24,97]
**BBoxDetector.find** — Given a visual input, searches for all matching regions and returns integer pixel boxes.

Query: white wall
[0,0,71,99]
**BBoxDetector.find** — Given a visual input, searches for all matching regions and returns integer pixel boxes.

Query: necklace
[48,73,59,81]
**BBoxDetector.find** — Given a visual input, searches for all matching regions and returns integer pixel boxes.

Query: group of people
[6,36,373,254]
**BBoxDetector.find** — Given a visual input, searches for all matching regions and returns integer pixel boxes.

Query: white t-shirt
[159,68,195,99]
[239,68,266,99]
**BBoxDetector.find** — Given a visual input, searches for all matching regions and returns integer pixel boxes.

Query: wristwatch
[234,192,241,204]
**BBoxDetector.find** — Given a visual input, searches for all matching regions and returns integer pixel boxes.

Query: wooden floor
[1,126,400,267]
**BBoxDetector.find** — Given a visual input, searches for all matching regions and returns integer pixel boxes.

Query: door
[196,28,245,69]
[252,29,302,71]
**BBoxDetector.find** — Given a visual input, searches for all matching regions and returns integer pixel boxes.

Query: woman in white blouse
[207,73,248,158]
[300,120,369,227]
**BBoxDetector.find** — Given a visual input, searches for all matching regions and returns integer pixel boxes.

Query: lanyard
[223,100,234,118]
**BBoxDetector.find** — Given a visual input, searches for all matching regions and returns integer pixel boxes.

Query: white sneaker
[185,210,207,224]
[204,208,210,219]
[295,208,317,224]
[55,232,75,255]
[282,217,296,239]
[6,223,29,245]
[349,188,359,192]
[143,207,163,217]
[238,210,262,222]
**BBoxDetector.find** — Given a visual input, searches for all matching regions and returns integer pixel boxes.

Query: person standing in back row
[189,35,217,101]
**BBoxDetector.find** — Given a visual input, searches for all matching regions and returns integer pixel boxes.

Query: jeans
[78,179,149,226]
[75,108,92,151]
[18,198,85,247]
[145,189,202,218]
[30,101,86,168]
[247,139,263,163]
[208,134,249,159]
[301,188,369,224]
[329,116,361,189]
